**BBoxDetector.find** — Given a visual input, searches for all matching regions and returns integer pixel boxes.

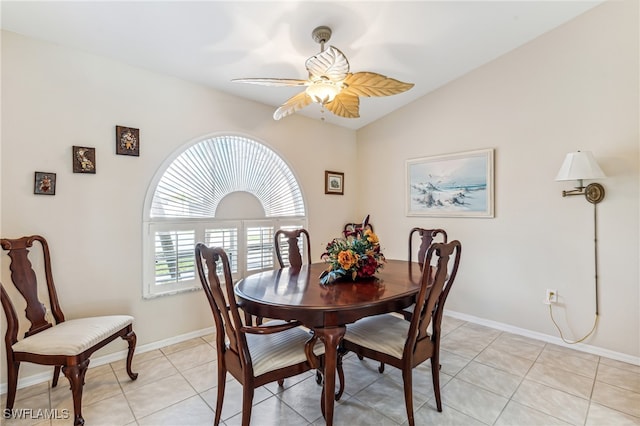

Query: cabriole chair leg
[63,360,89,426]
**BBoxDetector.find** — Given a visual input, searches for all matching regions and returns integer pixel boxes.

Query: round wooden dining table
[234,259,423,426]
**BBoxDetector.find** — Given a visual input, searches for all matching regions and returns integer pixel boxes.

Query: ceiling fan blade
[232,78,309,87]
[273,91,313,120]
[325,92,360,118]
[306,46,349,82]
[342,72,414,97]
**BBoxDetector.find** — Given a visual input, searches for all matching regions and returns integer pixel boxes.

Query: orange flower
[337,250,358,270]
[365,229,379,244]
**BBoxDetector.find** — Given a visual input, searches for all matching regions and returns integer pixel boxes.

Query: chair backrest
[406,240,461,359]
[274,229,311,268]
[1,235,66,338]
[1,283,19,350]
[195,244,248,367]
[408,228,448,267]
[343,215,374,237]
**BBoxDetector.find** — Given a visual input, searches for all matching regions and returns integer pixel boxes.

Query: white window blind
[154,230,196,285]
[246,224,274,272]
[151,135,305,219]
[205,227,239,275]
[142,134,307,298]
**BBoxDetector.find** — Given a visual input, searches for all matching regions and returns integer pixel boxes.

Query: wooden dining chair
[401,227,449,320]
[409,227,448,266]
[274,228,311,268]
[343,220,374,237]
[1,235,138,426]
[336,240,461,426]
[195,243,324,426]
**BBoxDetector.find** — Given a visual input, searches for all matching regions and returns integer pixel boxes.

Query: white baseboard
[0,326,215,395]
[2,312,639,395]
[444,309,640,366]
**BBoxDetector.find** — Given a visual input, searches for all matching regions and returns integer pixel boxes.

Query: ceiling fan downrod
[312,26,332,52]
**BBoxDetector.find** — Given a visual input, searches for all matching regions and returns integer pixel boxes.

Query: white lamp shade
[555,151,606,181]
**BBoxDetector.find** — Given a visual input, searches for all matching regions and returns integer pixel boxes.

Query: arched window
[142,134,306,298]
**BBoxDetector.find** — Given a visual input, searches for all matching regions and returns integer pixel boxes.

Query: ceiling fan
[232,26,414,121]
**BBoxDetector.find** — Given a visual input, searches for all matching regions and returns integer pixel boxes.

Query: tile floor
[2,316,639,425]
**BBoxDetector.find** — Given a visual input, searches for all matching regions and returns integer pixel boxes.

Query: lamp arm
[562,188,585,197]
[561,182,605,204]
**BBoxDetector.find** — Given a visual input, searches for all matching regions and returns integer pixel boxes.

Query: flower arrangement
[320,217,386,285]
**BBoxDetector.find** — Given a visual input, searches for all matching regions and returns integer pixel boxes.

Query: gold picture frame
[325,171,344,195]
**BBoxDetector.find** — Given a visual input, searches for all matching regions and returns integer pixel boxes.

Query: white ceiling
[1,0,604,130]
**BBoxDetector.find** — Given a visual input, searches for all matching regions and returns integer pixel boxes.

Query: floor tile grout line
[333,361,412,425]
[5,318,639,426]
[445,328,588,426]
[259,376,319,425]
[347,392,404,425]
[98,360,138,425]
[493,341,565,425]
[120,351,198,424]
[581,353,602,426]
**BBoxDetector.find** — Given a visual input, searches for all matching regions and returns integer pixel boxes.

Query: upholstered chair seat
[343,314,409,359]
[244,320,324,377]
[12,315,134,356]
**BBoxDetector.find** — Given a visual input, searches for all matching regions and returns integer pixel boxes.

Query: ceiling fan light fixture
[232,25,414,121]
[306,79,342,104]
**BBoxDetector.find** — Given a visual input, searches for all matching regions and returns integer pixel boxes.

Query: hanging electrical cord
[548,200,601,344]
[549,306,598,344]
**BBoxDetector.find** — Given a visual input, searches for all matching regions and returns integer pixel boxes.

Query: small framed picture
[72,146,96,173]
[325,171,344,195]
[116,125,140,156]
[34,172,56,195]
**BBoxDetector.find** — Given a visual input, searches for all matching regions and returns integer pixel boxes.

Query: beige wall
[356,0,639,358]
[1,0,638,389]
[0,30,357,383]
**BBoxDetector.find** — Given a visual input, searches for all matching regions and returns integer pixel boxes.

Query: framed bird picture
[72,146,96,173]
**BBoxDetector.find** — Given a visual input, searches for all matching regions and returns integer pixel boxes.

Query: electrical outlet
[545,289,558,304]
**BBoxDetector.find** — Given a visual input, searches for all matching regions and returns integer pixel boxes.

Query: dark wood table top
[235,259,424,425]
[235,259,423,328]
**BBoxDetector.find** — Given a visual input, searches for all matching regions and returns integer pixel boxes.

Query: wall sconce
[555,150,606,204]
[550,150,606,343]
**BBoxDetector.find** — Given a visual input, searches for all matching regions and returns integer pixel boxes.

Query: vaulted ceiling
[1,1,604,129]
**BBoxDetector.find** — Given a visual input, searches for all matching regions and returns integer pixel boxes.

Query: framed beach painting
[406,148,494,218]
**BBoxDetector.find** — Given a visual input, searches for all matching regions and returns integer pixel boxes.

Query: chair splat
[1,237,55,336]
